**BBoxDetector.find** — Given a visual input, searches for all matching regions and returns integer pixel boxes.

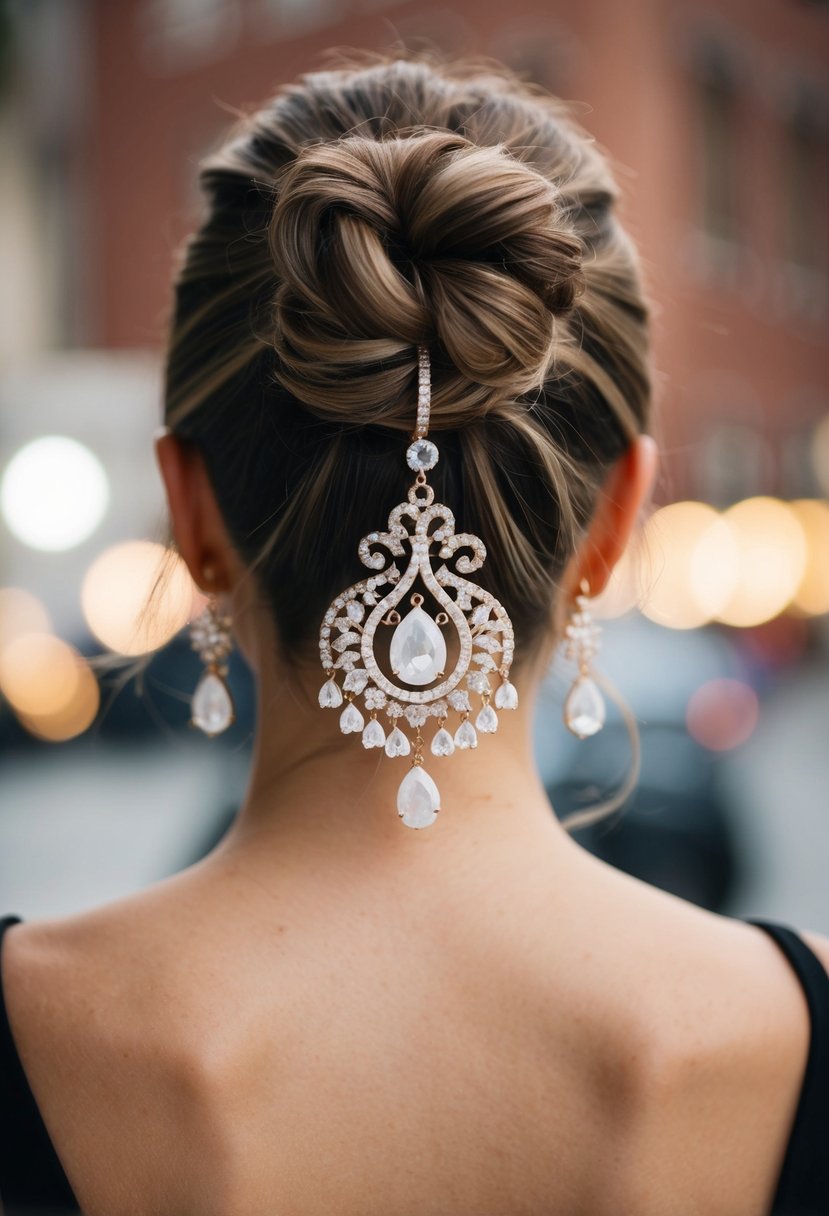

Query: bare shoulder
[2,874,228,1214]
[581,871,819,1213]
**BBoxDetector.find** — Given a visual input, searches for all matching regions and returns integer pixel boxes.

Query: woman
[1,54,826,1215]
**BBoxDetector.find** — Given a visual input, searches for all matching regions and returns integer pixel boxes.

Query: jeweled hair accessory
[318,345,518,829]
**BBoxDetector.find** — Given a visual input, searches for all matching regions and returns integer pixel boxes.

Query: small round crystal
[406,439,439,472]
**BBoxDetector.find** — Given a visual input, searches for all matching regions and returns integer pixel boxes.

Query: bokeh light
[688,514,740,619]
[714,497,808,628]
[639,501,724,630]
[18,661,100,742]
[1,435,110,551]
[789,498,829,616]
[81,540,195,655]
[686,678,760,751]
[0,632,82,716]
[0,587,51,648]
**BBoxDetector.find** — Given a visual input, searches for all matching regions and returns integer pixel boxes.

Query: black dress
[1,914,827,1214]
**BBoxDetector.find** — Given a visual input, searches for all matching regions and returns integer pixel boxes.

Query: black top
[1,914,827,1214]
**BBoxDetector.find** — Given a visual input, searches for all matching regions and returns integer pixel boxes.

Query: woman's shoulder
[2,879,234,1212]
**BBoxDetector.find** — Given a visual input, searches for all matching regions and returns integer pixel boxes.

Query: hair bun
[268,131,584,428]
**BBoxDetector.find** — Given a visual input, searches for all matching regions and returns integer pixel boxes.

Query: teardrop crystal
[192,671,234,737]
[339,702,365,734]
[454,719,478,750]
[475,704,498,734]
[430,727,455,757]
[564,675,606,739]
[362,718,386,749]
[318,678,343,708]
[397,766,440,829]
[494,681,518,710]
[389,606,447,687]
[385,726,411,758]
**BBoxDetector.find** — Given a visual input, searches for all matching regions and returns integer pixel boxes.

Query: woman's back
[3,51,827,1215]
[3,825,824,1215]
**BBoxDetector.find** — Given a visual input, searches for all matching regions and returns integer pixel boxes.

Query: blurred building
[3,0,827,503]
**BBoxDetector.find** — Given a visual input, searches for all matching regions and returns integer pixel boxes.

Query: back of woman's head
[165,53,652,661]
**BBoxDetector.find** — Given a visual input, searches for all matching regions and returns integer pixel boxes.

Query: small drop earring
[563,579,606,739]
[190,594,235,737]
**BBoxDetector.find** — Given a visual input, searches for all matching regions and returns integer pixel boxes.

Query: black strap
[0,915,78,1211]
[744,917,829,1213]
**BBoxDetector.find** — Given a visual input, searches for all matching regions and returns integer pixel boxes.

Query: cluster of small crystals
[318,569,400,671]
[563,593,601,671]
[190,602,234,670]
[318,591,518,757]
[414,343,431,439]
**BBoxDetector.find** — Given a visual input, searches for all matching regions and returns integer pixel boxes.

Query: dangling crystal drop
[431,727,455,757]
[454,719,478,750]
[564,675,606,739]
[475,704,498,734]
[362,718,386,749]
[385,726,411,758]
[389,606,447,687]
[397,765,440,829]
[339,702,365,734]
[494,681,518,710]
[318,678,343,708]
[192,671,234,736]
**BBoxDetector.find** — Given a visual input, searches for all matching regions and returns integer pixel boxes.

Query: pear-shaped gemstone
[318,678,343,708]
[389,606,447,686]
[475,704,498,734]
[454,719,478,750]
[494,680,518,710]
[397,766,440,829]
[564,676,606,739]
[362,718,386,749]
[430,727,455,757]
[192,671,234,737]
[339,702,365,734]
[385,726,411,758]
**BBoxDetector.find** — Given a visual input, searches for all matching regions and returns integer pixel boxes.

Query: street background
[0,0,827,929]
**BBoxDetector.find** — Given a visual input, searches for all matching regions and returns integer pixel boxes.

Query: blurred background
[0,0,827,929]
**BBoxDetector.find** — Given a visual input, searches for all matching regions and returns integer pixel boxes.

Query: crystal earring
[562,579,606,739]
[190,595,235,736]
[317,344,518,830]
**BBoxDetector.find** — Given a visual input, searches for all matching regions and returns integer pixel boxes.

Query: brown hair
[164,52,652,667]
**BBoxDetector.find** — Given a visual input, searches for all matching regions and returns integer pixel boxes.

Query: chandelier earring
[562,579,606,739]
[190,589,235,737]
[317,344,518,830]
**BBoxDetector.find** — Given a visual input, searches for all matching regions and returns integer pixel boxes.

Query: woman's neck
[218,658,576,881]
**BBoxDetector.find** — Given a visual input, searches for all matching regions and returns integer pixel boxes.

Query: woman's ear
[154,429,238,593]
[564,434,658,600]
